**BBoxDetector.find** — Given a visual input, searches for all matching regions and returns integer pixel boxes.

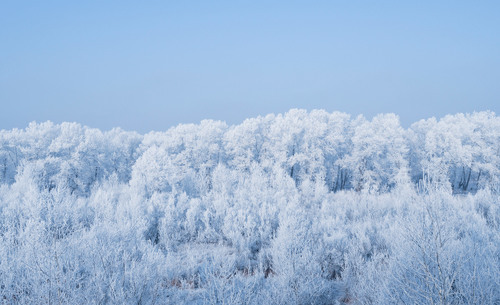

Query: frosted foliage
[0,109,499,304]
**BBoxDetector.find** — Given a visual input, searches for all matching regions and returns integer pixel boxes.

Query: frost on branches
[0,110,499,304]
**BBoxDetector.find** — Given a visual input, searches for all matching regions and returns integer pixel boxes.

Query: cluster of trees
[0,110,499,304]
[2,110,498,196]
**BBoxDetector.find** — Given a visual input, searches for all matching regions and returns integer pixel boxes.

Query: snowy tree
[340,114,409,193]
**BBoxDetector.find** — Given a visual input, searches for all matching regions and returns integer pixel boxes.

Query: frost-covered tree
[340,114,409,193]
[409,112,500,193]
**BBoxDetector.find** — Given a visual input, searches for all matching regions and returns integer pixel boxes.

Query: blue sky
[1,1,499,132]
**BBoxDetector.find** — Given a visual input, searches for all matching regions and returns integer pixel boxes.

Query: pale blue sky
[1,1,499,132]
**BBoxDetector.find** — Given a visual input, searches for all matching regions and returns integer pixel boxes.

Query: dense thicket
[0,110,499,304]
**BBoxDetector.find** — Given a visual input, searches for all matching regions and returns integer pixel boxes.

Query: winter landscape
[3,1,500,304]
[0,109,499,304]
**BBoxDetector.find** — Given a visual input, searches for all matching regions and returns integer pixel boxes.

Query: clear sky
[1,1,499,133]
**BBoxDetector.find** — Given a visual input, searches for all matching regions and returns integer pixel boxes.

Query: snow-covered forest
[1,109,499,304]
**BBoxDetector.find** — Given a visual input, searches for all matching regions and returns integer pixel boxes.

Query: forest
[0,109,499,304]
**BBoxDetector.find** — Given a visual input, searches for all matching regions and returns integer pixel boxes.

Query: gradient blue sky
[1,1,499,133]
